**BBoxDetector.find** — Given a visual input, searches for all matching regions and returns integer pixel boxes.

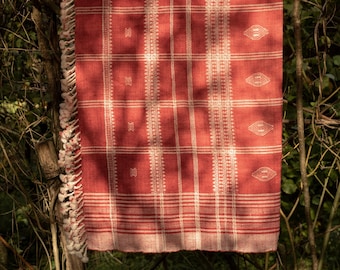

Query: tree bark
[32,3,84,270]
[292,0,318,269]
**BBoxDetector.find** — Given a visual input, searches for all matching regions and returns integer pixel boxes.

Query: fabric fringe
[59,0,88,263]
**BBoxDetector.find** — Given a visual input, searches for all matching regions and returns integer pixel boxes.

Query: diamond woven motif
[246,72,271,87]
[59,0,283,261]
[248,120,274,136]
[243,25,270,40]
[252,167,278,182]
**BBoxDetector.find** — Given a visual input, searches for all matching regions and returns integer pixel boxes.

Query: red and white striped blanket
[59,0,282,261]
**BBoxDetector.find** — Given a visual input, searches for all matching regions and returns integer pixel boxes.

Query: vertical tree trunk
[292,0,318,269]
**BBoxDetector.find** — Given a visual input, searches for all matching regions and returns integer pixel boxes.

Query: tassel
[59,0,88,262]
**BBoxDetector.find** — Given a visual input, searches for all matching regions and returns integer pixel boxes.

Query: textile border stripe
[59,0,88,263]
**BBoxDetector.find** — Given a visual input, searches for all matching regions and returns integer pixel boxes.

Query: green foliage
[85,251,271,270]
[281,0,340,269]
[0,0,339,269]
[0,1,54,269]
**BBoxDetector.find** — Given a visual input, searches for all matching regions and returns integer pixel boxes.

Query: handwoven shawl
[59,0,282,261]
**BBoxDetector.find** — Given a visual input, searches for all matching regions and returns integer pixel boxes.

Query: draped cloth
[59,0,282,261]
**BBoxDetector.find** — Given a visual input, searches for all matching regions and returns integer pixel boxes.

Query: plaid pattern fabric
[59,0,282,259]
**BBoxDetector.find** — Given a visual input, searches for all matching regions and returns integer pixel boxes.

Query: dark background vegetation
[0,0,339,269]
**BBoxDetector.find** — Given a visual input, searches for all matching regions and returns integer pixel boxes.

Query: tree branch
[32,3,84,270]
[0,236,34,270]
[292,0,318,269]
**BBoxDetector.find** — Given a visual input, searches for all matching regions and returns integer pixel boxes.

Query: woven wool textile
[59,0,283,259]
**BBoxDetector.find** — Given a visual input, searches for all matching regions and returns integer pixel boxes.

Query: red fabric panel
[60,0,283,254]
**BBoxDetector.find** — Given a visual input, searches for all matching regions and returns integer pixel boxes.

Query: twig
[318,153,340,270]
[49,182,61,270]
[312,158,338,230]
[27,217,53,270]
[293,0,318,268]
[264,252,269,270]
[280,209,297,269]
[149,253,168,270]
[0,235,34,270]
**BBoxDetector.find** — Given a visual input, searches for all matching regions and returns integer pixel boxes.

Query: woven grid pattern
[59,0,283,255]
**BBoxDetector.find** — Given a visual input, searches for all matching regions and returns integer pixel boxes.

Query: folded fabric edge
[58,0,88,263]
